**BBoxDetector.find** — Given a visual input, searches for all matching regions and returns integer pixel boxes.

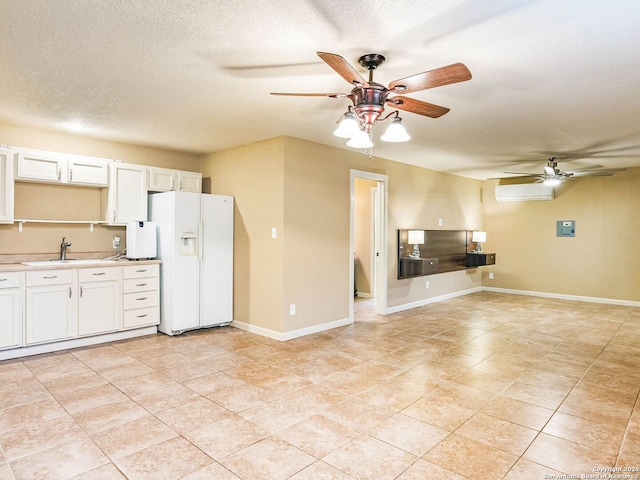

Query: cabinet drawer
[0,272,21,289]
[123,306,159,329]
[123,263,159,279]
[123,290,158,310]
[26,269,73,286]
[123,276,158,293]
[78,266,121,283]
[466,253,496,267]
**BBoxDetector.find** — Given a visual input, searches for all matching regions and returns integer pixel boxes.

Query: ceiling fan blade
[270,92,351,98]
[317,52,369,87]
[388,63,472,94]
[571,164,604,172]
[387,96,450,118]
[570,168,627,177]
[501,172,542,176]
[487,175,540,180]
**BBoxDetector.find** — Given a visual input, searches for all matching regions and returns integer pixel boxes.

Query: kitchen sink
[21,259,117,266]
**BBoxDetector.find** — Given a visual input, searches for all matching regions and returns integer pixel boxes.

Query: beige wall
[386,160,484,308]
[201,137,285,332]
[202,136,485,335]
[281,137,357,332]
[0,122,200,256]
[483,167,640,302]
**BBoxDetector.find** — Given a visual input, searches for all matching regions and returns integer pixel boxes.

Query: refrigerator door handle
[199,221,204,261]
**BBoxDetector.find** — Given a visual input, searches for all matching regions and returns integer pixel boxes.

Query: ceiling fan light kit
[346,129,374,149]
[272,51,472,151]
[333,109,360,138]
[380,115,411,142]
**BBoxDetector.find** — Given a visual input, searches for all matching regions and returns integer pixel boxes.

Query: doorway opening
[350,170,388,321]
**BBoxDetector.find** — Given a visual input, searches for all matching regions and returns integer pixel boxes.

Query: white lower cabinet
[25,269,75,345]
[0,272,22,350]
[78,266,121,336]
[4,262,160,358]
[122,264,159,329]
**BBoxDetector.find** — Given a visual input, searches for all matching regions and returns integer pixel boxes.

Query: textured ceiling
[1,0,640,179]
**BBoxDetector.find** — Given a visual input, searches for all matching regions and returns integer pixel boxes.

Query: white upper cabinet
[102,162,148,225]
[148,166,175,192]
[67,155,109,186]
[0,148,14,224]
[178,170,202,193]
[14,148,109,187]
[148,166,201,193]
[15,149,65,183]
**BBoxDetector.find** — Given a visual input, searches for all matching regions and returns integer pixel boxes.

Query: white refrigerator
[149,191,234,335]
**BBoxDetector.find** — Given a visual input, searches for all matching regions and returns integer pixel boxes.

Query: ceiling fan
[271,52,472,146]
[496,157,627,185]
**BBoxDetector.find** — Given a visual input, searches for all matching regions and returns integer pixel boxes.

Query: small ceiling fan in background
[271,51,472,148]
[495,157,627,185]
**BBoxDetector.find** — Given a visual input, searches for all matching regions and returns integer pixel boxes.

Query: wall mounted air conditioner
[495,183,554,202]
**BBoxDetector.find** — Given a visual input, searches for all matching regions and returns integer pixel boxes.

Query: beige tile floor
[1,291,639,479]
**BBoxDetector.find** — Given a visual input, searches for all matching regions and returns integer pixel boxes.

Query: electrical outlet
[113,236,121,249]
[289,304,296,315]
[426,281,430,289]
[489,272,494,280]
[438,218,443,227]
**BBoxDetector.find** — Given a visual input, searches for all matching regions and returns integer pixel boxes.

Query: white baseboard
[481,286,640,307]
[355,292,373,299]
[385,287,483,314]
[233,286,639,343]
[232,316,353,342]
[0,326,158,361]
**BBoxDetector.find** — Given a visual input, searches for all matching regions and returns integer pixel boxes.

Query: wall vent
[495,183,554,202]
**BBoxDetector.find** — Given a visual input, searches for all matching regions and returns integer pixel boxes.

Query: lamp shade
[346,130,373,148]
[472,231,486,243]
[381,117,410,142]
[408,230,425,245]
[333,112,360,138]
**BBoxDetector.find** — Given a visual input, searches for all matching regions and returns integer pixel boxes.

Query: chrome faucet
[60,237,72,260]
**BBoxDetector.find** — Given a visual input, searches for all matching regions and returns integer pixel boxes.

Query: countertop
[0,257,160,272]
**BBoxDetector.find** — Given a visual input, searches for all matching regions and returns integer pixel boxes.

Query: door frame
[349,169,388,319]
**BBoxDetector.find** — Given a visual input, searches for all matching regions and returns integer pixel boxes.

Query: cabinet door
[25,284,75,344]
[15,149,66,183]
[0,272,22,350]
[68,156,109,187]
[78,281,120,336]
[148,167,176,192]
[177,171,202,193]
[0,148,14,224]
[105,163,148,225]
